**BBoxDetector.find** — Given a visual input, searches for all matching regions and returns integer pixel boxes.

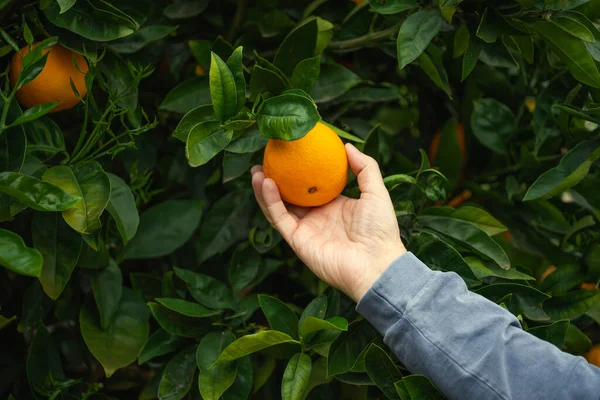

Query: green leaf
[222,152,253,183]
[42,161,110,234]
[42,1,145,41]
[409,231,480,287]
[159,346,197,400]
[130,273,162,302]
[106,173,138,245]
[470,98,515,155]
[299,316,348,337]
[189,39,212,67]
[196,191,253,263]
[160,76,212,114]
[310,63,361,103]
[164,0,209,19]
[0,228,42,277]
[364,344,402,400]
[274,18,318,77]
[291,56,321,93]
[475,283,550,316]
[15,51,50,90]
[369,0,418,14]
[0,314,16,330]
[8,102,61,128]
[250,64,289,99]
[553,104,600,125]
[543,290,600,321]
[327,319,379,376]
[197,331,237,400]
[89,260,123,331]
[533,21,600,88]
[0,172,81,211]
[321,121,365,143]
[174,267,235,310]
[461,36,484,80]
[25,117,67,160]
[523,140,600,201]
[32,212,82,300]
[299,295,327,327]
[401,375,445,399]
[122,200,204,260]
[215,331,300,364]
[397,10,442,70]
[0,100,25,174]
[221,354,253,400]
[422,206,507,236]
[108,25,177,54]
[56,0,76,13]
[226,47,246,115]
[210,52,238,122]
[26,324,64,392]
[465,256,534,281]
[430,118,462,188]
[454,24,469,60]
[550,12,595,42]
[259,295,299,338]
[563,215,596,245]
[526,320,569,348]
[228,242,261,294]
[156,298,221,318]
[173,105,216,143]
[80,288,149,378]
[148,302,211,338]
[563,324,592,354]
[281,353,312,400]
[186,120,234,167]
[419,215,511,270]
[395,380,410,400]
[419,44,452,98]
[256,92,320,141]
[139,329,184,365]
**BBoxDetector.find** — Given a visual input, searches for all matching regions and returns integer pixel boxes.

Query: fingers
[251,166,270,222]
[261,178,298,243]
[345,143,389,199]
[287,204,310,219]
[251,166,298,243]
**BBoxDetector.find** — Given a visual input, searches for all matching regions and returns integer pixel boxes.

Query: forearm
[356,252,600,400]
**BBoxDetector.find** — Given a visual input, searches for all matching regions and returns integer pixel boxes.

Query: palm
[290,194,399,294]
[251,144,406,301]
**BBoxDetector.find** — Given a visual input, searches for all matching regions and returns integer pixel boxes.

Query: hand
[251,143,406,302]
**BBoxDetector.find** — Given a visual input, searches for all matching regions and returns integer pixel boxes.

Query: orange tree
[1,0,600,398]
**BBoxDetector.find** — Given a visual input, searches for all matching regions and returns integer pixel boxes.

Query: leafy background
[1,0,600,399]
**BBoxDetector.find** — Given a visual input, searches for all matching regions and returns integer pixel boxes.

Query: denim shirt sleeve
[356,252,600,400]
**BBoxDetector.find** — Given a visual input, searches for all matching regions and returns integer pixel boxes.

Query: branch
[327,23,401,51]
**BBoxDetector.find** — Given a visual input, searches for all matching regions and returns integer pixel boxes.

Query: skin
[251,143,406,302]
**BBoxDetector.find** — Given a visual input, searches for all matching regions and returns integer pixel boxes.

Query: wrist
[350,243,406,302]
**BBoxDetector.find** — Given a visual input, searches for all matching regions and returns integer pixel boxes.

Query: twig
[327,23,401,51]
[227,0,248,43]
[478,154,562,180]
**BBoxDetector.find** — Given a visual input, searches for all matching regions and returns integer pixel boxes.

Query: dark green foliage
[1,0,600,399]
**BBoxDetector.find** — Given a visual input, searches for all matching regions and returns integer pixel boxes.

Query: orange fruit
[10,43,88,112]
[263,122,348,207]
[352,0,364,4]
[584,344,600,367]
[540,265,556,282]
[447,189,472,208]
[195,65,207,76]
[581,282,598,290]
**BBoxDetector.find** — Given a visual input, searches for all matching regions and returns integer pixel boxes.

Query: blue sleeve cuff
[355,251,434,335]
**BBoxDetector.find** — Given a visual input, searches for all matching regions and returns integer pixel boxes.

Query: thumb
[345,143,389,199]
